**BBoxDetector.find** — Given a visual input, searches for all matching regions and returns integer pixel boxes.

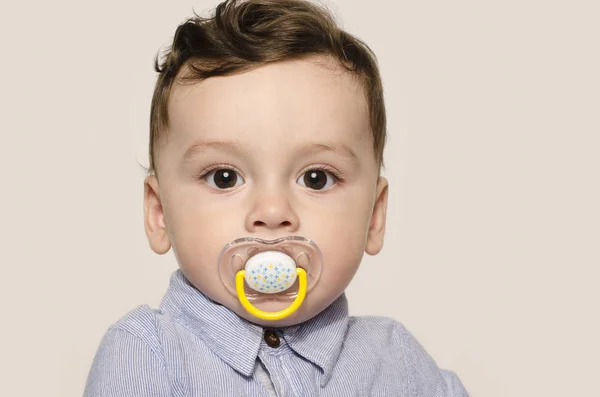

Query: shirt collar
[281,293,349,386]
[159,270,264,376]
[160,270,349,386]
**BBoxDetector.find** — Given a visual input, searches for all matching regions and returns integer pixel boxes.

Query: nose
[244,187,300,234]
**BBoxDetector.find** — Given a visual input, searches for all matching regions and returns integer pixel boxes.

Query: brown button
[263,329,280,348]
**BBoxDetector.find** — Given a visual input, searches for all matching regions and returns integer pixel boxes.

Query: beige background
[1,0,598,396]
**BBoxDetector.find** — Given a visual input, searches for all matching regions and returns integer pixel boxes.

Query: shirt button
[263,329,280,348]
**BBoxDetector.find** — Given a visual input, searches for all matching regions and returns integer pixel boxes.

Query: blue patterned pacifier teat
[244,251,298,294]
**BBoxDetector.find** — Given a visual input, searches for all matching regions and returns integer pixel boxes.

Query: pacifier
[217,236,322,321]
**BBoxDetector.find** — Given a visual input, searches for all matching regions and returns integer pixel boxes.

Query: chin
[242,311,306,328]
[234,297,329,328]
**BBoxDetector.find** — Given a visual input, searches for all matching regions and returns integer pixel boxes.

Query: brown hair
[149,0,386,176]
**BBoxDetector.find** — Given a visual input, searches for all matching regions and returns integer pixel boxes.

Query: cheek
[307,192,373,244]
[315,238,363,302]
[304,194,373,280]
[164,192,243,263]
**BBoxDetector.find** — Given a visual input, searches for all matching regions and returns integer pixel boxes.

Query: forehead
[167,55,371,153]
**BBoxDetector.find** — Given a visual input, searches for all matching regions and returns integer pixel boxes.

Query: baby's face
[145,55,388,326]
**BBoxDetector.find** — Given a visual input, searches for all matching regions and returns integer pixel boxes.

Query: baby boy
[84,0,469,395]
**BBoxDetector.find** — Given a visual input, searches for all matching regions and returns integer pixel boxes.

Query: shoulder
[88,305,178,372]
[102,304,177,356]
[348,315,432,347]
[84,306,174,396]
[347,314,411,343]
[349,315,437,365]
[347,316,469,396]
[109,305,162,338]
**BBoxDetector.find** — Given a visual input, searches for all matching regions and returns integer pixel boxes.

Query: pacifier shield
[217,236,323,302]
[244,251,298,294]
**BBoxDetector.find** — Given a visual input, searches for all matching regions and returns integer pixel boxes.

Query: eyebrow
[299,142,360,163]
[182,140,360,163]
[182,140,249,161]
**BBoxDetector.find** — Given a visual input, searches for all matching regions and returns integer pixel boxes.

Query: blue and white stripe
[84,270,468,396]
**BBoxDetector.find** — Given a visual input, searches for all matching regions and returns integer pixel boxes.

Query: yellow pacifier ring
[235,268,307,321]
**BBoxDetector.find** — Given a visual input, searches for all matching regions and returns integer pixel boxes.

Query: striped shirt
[84,270,469,396]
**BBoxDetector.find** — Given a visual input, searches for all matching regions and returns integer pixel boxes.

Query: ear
[365,176,389,255]
[144,175,171,254]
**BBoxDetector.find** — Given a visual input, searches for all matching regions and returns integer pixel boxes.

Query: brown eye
[297,169,336,190]
[205,168,244,189]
